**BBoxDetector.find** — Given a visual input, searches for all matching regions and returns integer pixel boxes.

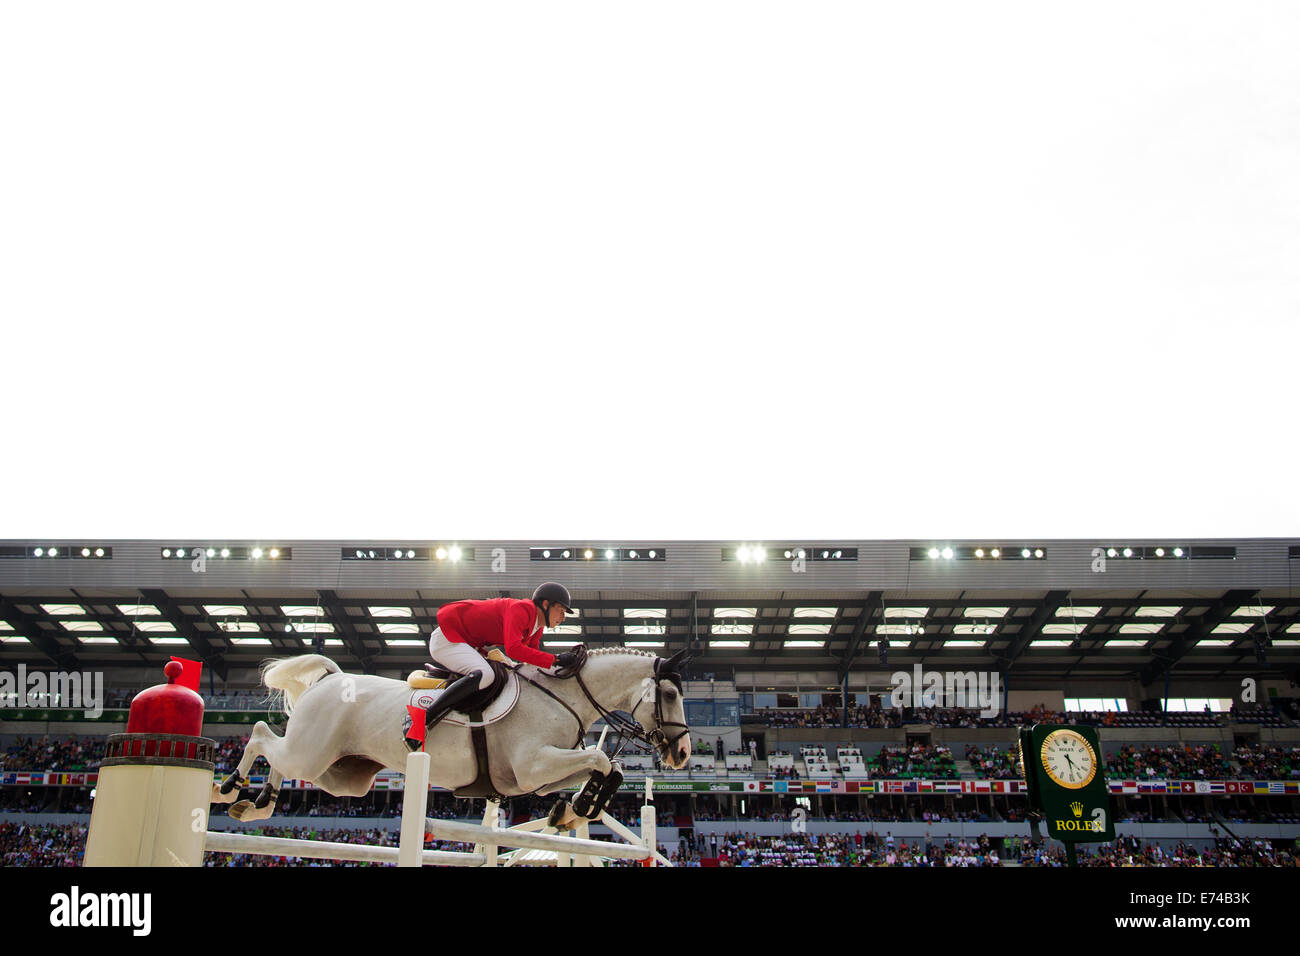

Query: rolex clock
[1019,724,1114,847]
[1040,728,1098,790]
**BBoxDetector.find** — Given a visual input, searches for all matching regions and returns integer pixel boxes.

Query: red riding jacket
[435,597,557,668]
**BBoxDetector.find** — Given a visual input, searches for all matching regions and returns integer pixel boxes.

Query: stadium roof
[2,538,1298,685]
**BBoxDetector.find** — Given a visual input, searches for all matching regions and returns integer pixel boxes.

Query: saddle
[404,659,519,727]
[407,648,511,690]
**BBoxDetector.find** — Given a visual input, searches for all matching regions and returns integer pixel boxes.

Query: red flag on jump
[406,706,427,749]
[169,657,203,693]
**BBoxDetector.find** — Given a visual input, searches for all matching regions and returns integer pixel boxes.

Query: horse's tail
[260,655,340,716]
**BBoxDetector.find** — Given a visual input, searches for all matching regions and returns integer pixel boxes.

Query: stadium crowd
[2,737,100,772]
[1234,745,1300,779]
[1104,744,1232,779]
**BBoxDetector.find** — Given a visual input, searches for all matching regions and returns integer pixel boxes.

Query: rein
[512,660,690,765]
[573,668,691,764]
[513,669,587,750]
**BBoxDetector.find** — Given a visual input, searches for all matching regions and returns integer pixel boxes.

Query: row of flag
[3,770,1296,796]
[1107,780,1299,795]
[743,779,1030,794]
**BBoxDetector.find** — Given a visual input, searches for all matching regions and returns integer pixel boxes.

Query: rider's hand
[552,651,578,670]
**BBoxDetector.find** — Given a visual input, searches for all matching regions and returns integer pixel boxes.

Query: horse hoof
[210,783,239,805]
[229,799,274,822]
[546,799,581,831]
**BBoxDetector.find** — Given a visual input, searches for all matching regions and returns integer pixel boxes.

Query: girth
[450,669,586,802]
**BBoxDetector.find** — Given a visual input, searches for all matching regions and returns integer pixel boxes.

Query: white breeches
[429,627,495,689]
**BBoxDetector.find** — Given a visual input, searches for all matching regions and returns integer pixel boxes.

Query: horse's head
[630,649,693,769]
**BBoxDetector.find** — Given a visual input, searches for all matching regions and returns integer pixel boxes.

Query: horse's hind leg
[212,722,289,821]
[212,722,280,802]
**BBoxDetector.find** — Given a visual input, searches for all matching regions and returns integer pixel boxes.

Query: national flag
[774,781,788,793]
[744,781,761,792]
[860,781,875,793]
[1138,782,1154,793]
[1252,782,1270,795]
[1194,782,1211,794]
[1123,780,1137,791]
[960,781,972,794]
[1285,783,1299,795]
[816,782,832,793]
[919,781,933,793]
[1149,782,1167,794]
[1225,781,1240,794]
[886,781,904,794]
[1208,782,1225,793]
[1268,782,1287,794]
[1180,782,1195,793]
[937,781,962,793]
[14,773,31,785]
[974,781,991,793]
[901,781,916,793]
[1108,782,1123,793]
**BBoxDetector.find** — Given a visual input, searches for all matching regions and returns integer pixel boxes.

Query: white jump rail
[205,750,667,867]
[204,830,484,866]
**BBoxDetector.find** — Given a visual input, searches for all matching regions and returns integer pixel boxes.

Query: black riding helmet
[532,582,574,613]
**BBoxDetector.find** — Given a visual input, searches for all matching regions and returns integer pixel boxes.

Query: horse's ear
[661,649,687,671]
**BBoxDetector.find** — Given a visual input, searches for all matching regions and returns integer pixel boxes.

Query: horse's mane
[585,647,657,659]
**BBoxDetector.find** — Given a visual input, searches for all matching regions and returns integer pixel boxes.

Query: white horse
[211,647,692,822]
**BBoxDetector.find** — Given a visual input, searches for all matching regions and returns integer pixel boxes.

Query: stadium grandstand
[2,536,1299,867]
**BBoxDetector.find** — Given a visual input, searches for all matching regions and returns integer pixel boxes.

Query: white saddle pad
[407,671,521,728]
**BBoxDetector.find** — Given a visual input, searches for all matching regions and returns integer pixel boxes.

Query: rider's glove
[552,651,578,670]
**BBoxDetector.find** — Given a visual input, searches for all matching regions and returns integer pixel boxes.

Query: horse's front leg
[514,745,611,795]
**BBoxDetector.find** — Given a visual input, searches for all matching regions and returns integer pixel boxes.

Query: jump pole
[398,750,431,867]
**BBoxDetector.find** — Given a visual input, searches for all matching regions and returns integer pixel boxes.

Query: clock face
[1039,730,1097,789]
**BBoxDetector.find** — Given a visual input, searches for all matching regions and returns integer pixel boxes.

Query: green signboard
[1019,724,1114,863]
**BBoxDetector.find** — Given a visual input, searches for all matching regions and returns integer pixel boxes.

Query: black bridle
[573,663,692,765]
[514,654,692,765]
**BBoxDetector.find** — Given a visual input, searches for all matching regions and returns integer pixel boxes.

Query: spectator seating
[767,752,795,773]
[724,752,753,772]
[837,747,868,778]
[800,746,832,776]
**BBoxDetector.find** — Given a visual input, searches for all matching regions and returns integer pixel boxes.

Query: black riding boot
[424,673,482,732]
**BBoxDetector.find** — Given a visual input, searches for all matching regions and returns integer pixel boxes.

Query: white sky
[2,2,1297,540]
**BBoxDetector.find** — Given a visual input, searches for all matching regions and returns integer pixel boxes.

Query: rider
[418,582,581,736]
